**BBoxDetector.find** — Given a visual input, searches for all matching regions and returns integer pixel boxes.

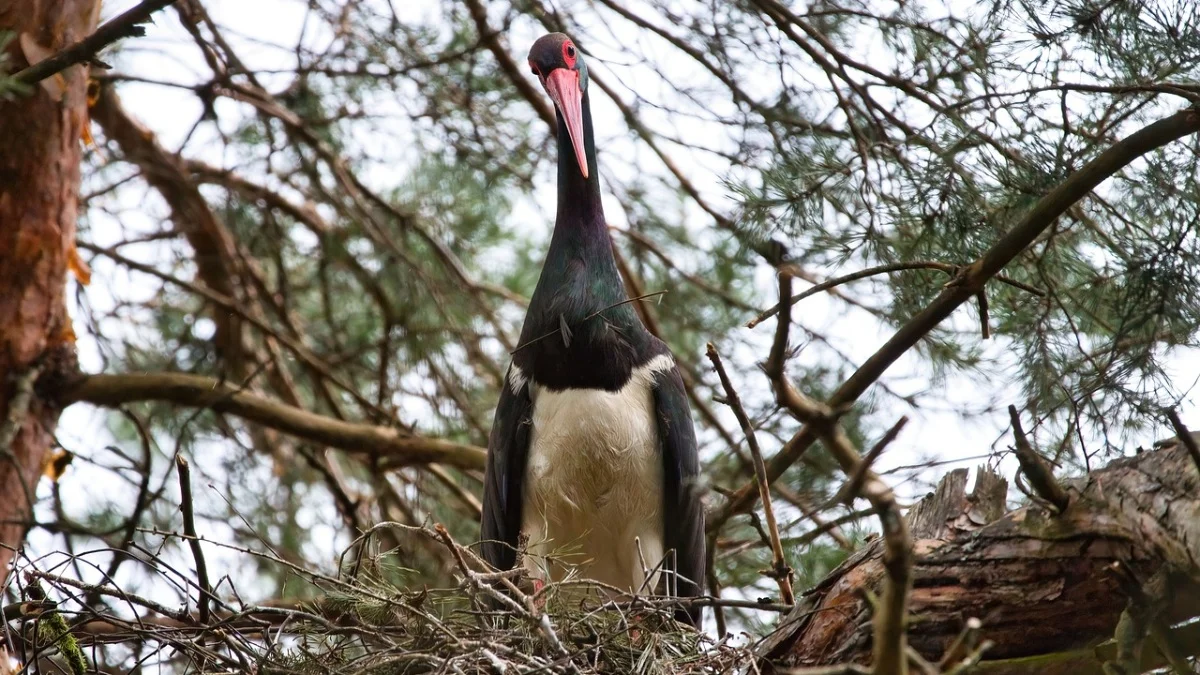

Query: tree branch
[12,0,181,86]
[706,343,794,605]
[175,456,212,625]
[764,272,912,675]
[61,372,487,470]
[748,261,1043,329]
[710,107,1200,532]
[1008,405,1070,512]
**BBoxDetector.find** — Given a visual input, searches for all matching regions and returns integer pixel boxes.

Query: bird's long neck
[550,91,607,256]
[540,92,628,311]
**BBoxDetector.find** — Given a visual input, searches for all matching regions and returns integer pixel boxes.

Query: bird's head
[528,33,590,179]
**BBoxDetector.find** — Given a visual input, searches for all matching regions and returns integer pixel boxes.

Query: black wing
[480,366,533,573]
[651,348,707,627]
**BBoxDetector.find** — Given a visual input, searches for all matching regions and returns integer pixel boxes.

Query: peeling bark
[0,0,97,582]
[760,440,1200,673]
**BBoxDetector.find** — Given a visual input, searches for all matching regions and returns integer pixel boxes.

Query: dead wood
[759,439,1200,674]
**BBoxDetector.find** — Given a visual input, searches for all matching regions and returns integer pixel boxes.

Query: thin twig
[13,0,181,85]
[1164,409,1200,476]
[975,290,990,340]
[706,343,794,605]
[1007,405,1070,512]
[829,417,909,508]
[748,261,1043,329]
[938,617,983,669]
[176,456,212,625]
[509,290,668,355]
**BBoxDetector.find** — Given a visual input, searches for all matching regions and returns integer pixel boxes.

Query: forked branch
[765,273,912,675]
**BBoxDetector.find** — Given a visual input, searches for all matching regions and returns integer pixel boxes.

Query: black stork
[480,33,706,626]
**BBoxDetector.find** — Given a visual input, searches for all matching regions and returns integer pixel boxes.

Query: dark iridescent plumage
[480,33,705,627]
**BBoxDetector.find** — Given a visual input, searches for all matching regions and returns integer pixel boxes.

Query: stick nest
[3,523,758,674]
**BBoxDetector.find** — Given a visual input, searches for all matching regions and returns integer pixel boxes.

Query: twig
[941,641,994,675]
[176,457,212,625]
[829,417,909,508]
[938,617,983,669]
[13,0,181,86]
[975,290,990,340]
[1163,409,1200,475]
[433,525,579,673]
[705,343,794,605]
[747,261,1042,329]
[509,290,668,355]
[613,226,757,312]
[1007,406,1070,512]
[763,272,911,675]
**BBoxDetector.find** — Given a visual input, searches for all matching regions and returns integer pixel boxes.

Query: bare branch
[1163,409,1200,476]
[12,0,181,86]
[175,456,212,625]
[706,343,794,605]
[61,372,487,470]
[1007,405,1070,513]
[762,271,912,675]
[749,261,1043,329]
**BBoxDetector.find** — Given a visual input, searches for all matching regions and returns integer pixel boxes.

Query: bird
[480,32,706,627]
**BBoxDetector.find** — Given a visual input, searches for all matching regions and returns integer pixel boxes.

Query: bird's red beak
[543,68,588,179]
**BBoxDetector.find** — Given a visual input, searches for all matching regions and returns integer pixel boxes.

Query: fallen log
[759,436,1200,673]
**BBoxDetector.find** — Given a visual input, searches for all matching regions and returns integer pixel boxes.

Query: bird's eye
[566,45,576,57]
[562,42,577,66]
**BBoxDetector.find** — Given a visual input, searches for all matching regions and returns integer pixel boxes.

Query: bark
[759,439,1200,674]
[0,0,97,582]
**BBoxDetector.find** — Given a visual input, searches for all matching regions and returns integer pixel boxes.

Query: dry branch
[764,272,913,675]
[748,261,1042,329]
[706,343,794,605]
[12,0,180,85]
[175,456,212,624]
[1163,409,1200,475]
[61,372,487,470]
[1007,405,1070,512]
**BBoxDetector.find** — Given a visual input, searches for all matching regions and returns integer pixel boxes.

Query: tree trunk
[759,438,1200,673]
[0,0,96,582]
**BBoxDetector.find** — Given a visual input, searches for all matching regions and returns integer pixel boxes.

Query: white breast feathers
[518,354,674,596]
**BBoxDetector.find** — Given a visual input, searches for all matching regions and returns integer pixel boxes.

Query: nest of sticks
[2,523,762,674]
